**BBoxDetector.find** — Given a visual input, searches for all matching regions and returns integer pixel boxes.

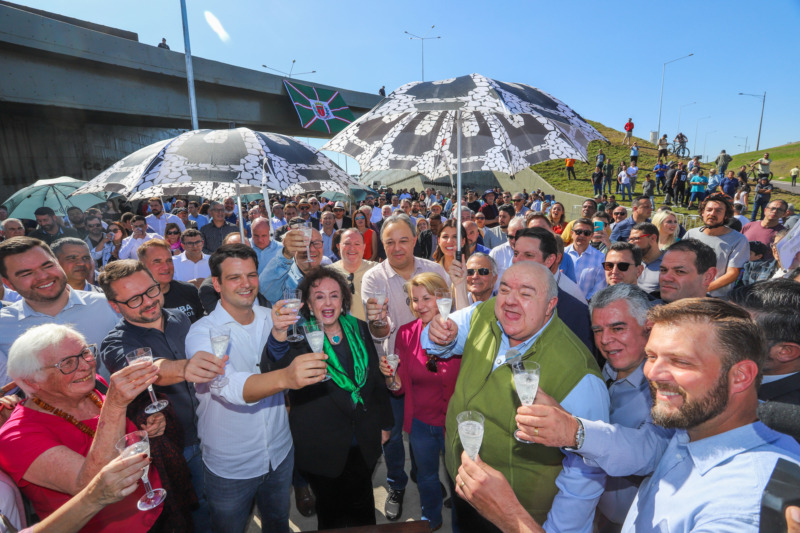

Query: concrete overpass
[0,1,381,200]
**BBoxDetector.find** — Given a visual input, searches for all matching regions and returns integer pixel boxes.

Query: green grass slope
[725,142,800,181]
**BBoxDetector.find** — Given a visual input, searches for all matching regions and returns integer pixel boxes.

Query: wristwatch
[563,417,585,451]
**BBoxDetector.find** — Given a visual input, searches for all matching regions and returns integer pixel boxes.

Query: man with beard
[685,195,749,298]
[424,261,607,533]
[52,238,102,293]
[658,239,717,303]
[29,207,80,245]
[65,206,89,238]
[482,205,514,249]
[628,223,663,294]
[0,237,119,382]
[260,226,324,305]
[83,215,116,269]
[186,244,326,533]
[138,238,204,323]
[464,221,490,255]
[458,298,800,532]
[146,197,185,236]
[99,259,223,531]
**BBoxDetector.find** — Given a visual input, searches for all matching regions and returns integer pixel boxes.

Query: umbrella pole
[236,184,246,242]
[261,162,275,237]
[456,109,463,263]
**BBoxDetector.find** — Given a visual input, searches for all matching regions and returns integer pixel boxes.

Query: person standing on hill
[623,118,634,145]
[565,158,577,180]
[791,165,799,187]
[604,160,615,194]
[596,149,606,169]
[630,142,640,165]
[715,150,733,176]
[657,134,669,159]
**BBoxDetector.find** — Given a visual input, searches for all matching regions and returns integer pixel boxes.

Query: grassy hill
[530,122,799,213]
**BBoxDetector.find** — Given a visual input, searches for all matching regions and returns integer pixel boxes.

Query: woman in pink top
[380,273,461,531]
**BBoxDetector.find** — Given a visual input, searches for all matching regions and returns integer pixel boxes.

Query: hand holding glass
[435,289,452,324]
[284,290,304,342]
[208,326,230,391]
[512,361,540,443]
[303,321,329,382]
[292,222,313,262]
[371,290,388,327]
[115,430,167,511]
[124,348,168,414]
[385,353,401,391]
[457,410,485,460]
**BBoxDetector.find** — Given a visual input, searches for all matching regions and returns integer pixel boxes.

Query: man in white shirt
[146,197,185,236]
[118,215,158,260]
[185,243,326,533]
[172,229,211,286]
[490,217,526,292]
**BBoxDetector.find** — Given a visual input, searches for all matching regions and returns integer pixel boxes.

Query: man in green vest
[422,261,609,533]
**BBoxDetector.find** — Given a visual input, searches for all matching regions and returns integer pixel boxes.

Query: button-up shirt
[146,212,185,236]
[599,362,651,524]
[0,289,120,383]
[566,244,605,297]
[118,233,158,260]
[251,239,283,275]
[101,309,200,446]
[172,252,211,282]
[200,222,238,254]
[361,258,449,355]
[185,303,291,479]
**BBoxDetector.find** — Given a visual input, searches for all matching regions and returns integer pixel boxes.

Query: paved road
[771,179,800,195]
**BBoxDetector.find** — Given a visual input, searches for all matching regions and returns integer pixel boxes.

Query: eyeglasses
[573,229,593,236]
[467,268,491,276]
[299,205,310,210]
[43,345,97,375]
[426,354,439,373]
[113,283,161,309]
[309,240,324,249]
[166,230,181,236]
[613,212,627,217]
[628,234,652,243]
[602,261,634,272]
[512,198,523,202]
[766,206,786,212]
[183,239,204,246]
[347,273,355,294]
[86,223,103,229]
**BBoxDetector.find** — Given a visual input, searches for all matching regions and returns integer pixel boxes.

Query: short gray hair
[380,212,416,240]
[588,283,651,326]
[51,237,90,257]
[467,252,498,276]
[7,324,87,392]
[1,218,23,230]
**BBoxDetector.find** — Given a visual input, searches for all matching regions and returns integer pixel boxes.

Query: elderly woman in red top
[0,324,165,532]
[380,272,461,531]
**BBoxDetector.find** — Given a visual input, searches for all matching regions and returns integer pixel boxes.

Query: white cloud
[204,11,230,43]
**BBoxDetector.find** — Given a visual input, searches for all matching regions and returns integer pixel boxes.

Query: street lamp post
[734,136,749,154]
[657,53,694,139]
[703,131,716,163]
[262,60,316,78]
[738,92,767,151]
[676,102,696,133]
[179,0,198,130]
[404,26,441,81]
[694,116,711,157]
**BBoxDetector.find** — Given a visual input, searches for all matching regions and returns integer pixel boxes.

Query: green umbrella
[2,177,115,220]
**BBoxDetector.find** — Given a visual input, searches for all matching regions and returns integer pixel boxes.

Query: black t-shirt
[162,280,204,323]
[467,200,482,213]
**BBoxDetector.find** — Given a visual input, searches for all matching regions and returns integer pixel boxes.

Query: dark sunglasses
[426,354,439,373]
[573,229,593,236]
[166,230,181,235]
[467,268,491,276]
[602,261,633,272]
[87,223,103,229]
[347,273,355,294]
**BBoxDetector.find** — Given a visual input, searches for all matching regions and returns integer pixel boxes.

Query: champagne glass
[292,222,313,262]
[303,321,329,382]
[511,361,540,443]
[115,430,167,511]
[208,325,230,391]
[385,353,401,391]
[371,289,388,327]
[284,289,304,342]
[457,410,485,460]
[124,348,168,414]
[435,289,452,323]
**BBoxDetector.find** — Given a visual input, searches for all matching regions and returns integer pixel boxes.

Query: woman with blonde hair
[379,272,460,531]
[652,209,680,250]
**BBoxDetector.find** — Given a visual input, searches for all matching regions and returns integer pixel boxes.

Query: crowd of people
[0,180,799,532]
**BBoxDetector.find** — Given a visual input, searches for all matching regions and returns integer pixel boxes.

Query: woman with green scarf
[262,267,393,529]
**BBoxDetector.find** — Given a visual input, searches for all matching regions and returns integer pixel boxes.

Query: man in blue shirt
[609,197,652,243]
[652,159,668,194]
[458,298,800,532]
[250,218,282,275]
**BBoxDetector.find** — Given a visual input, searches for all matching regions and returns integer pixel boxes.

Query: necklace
[328,330,343,345]
[31,392,104,438]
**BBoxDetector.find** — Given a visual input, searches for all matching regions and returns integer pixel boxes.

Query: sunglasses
[166,230,181,235]
[573,229,593,236]
[87,224,103,229]
[347,273,355,294]
[467,268,491,276]
[602,261,634,272]
[613,212,627,217]
[426,354,439,373]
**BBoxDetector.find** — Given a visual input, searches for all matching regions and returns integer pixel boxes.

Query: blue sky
[16,0,800,170]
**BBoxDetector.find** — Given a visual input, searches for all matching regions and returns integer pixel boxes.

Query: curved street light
[657,53,693,138]
[261,60,316,78]
[738,92,766,151]
[404,25,441,81]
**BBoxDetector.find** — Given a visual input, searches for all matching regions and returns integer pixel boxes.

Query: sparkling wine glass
[115,430,167,511]
[284,289,304,342]
[303,321,329,382]
[385,353,401,391]
[124,348,168,414]
[292,222,313,262]
[435,289,452,323]
[208,325,230,391]
[457,410,485,460]
[512,360,540,443]
[370,289,388,327]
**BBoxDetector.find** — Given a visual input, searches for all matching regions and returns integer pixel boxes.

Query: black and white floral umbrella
[323,73,606,179]
[74,128,356,201]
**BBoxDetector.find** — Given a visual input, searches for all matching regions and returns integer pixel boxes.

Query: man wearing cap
[296,198,320,230]
[29,207,80,245]
[332,202,352,230]
[479,190,499,228]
